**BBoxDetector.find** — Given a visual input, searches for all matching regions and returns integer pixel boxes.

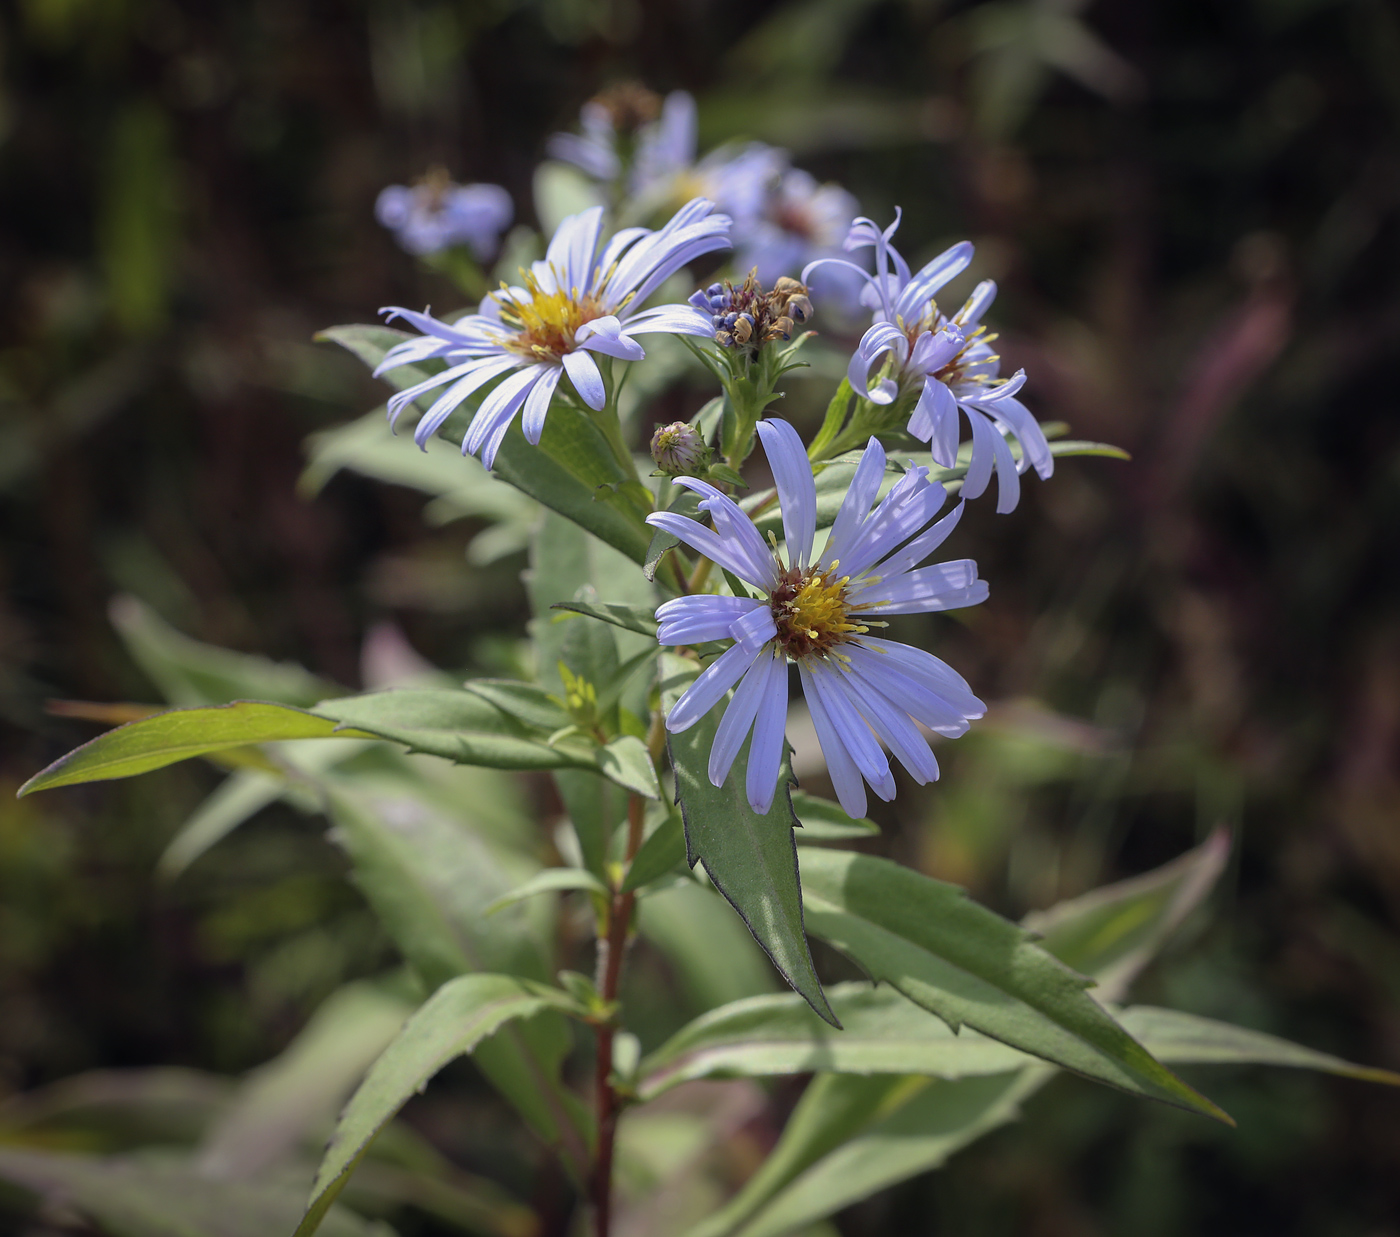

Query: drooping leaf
[665,654,835,1027]
[550,600,658,638]
[294,975,570,1237]
[19,702,372,796]
[1025,828,1230,1001]
[197,982,414,1180]
[790,791,880,840]
[797,847,1229,1121]
[0,1149,391,1237]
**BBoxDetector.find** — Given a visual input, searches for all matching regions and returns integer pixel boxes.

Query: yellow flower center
[494,270,608,361]
[770,564,869,661]
[900,302,998,389]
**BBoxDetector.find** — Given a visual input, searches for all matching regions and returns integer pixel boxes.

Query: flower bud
[651,422,707,475]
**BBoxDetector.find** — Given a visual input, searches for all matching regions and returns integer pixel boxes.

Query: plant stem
[591,793,647,1237]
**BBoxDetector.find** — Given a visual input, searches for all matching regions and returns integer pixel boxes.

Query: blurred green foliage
[1,0,1398,1233]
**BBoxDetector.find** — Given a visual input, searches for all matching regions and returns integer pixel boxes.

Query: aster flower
[375,169,512,259]
[374,199,730,469]
[650,418,987,818]
[806,212,1053,514]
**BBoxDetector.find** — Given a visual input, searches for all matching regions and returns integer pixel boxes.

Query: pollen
[770,564,868,660]
[494,270,607,360]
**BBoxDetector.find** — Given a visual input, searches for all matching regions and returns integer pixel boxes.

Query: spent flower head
[649,418,987,818]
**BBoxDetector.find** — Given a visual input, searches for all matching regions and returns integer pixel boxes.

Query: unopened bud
[651,422,707,475]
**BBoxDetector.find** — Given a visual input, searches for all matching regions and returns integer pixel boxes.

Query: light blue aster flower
[375,171,512,259]
[806,212,1053,513]
[374,198,729,468]
[649,418,987,818]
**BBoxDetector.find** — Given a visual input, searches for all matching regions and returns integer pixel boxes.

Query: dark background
[2,1,1399,1233]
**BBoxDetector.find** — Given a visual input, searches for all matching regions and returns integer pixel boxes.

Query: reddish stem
[590,794,647,1237]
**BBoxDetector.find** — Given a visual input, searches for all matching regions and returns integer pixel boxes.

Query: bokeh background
[3,0,1399,1233]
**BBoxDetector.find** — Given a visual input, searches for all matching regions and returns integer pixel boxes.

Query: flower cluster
[688,273,813,353]
[549,89,862,308]
[650,419,987,818]
[374,199,728,467]
[810,212,1051,512]
[375,168,512,259]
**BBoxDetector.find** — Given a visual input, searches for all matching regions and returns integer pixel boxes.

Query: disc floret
[770,563,868,660]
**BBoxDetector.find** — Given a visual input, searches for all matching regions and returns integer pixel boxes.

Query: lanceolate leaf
[294,975,570,1237]
[314,689,598,772]
[1120,1007,1400,1086]
[709,1072,1046,1237]
[461,679,573,733]
[665,655,835,1027]
[797,847,1229,1121]
[639,984,1027,1100]
[18,702,373,795]
[621,804,686,893]
[485,868,609,915]
[1025,828,1230,1001]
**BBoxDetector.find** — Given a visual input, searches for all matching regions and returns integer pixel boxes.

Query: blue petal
[666,643,758,733]
[562,350,606,410]
[756,419,817,568]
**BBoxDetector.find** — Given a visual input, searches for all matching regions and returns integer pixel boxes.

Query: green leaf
[462,679,573,733]
[807,377,855,460]
[639,983,1029,1100]
[300,407,537,560]
[696,1072,1046,1237]
[1047,438,1131,460]
[553,769,627,880]
[1122,1006,1400,1086]
[485,868,609,915]
[313,689,598,772]
[664,654,835,1026]
[325,323,654,564]
[157,768,283,878]
[1025,828,1230,1001]
[637,881,779,1013]
[790,791,880,840]
[197,981,414,1179]
[621,804,686,893]
[597,734,661,800]
[550,600,658,638]
[797,847,1230,1122]
[110,594,343,707]
[0,1149,392,1237]
[321,786,590,1170]
[295,974,568,1237]
[19,702,371,795]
